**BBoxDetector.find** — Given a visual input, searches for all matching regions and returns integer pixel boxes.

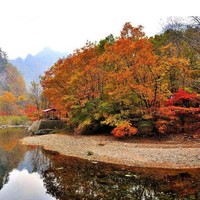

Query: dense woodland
[41,17,200,137]
[1,17,200,137]
[0,49,26,117]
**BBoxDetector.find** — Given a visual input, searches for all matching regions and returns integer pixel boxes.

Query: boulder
[28,119,64,135]
[34,129,53,135]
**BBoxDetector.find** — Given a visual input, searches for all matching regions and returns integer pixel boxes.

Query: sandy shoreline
[21,134,200,169]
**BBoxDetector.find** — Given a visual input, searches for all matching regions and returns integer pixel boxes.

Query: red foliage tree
[156,89,200,135]
[166,89,197,107]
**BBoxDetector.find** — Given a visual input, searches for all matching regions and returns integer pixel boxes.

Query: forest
[1,17,200,137]
[41,18,200,137]
[0,48,42,125]
[0,48,26,124]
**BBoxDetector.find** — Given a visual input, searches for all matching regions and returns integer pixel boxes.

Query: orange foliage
[155,106,200,134]
[0,91,17,115]
[155,120,168,134]
[112,125,137,138]
[40,22,194,135]
[24,104,38,121]
[41,23,191,113]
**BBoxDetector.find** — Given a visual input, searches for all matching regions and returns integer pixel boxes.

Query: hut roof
[42,108,57,112]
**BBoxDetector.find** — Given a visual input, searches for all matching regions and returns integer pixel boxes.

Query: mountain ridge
[10,47,67,88]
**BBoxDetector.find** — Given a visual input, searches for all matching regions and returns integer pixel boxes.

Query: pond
[0,128,199,200]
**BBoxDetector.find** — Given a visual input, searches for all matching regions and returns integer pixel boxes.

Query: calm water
[0,128,199,200]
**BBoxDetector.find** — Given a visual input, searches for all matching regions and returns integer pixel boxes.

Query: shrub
[153,89,200,135]
[112,125,137,138]
[138,120,154,135]
[166,89,198,107]
[0,116,30,125]
[154,106,200,134]
[155,120,168,134]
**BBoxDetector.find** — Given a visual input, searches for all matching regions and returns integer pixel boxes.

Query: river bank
[21,134,200,169]
[0,125,29,129]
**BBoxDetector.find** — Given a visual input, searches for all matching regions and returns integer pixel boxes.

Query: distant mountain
[10,47,67,88]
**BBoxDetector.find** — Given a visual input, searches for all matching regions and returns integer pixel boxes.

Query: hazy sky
[0,0,198,59]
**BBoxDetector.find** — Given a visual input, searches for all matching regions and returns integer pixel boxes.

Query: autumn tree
[41,22,199,135]
[29,81,43,111]
[153,17,200,93]
[155,89,200,134]
[6,64,26,97]
[0,92,17,115]
[162,17,200,55]
[98,34,115,54]
[0,48,28,116]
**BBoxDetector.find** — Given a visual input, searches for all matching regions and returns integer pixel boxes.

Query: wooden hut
[42,108,61,120]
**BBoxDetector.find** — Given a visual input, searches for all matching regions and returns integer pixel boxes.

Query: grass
[0,116,31,126]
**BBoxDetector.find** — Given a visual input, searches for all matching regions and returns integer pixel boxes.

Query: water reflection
[0,128,28,190]
[18,148,51,173]
[42,155,200,200]
[0,128,200,200]
[0,128,55,199]
[0,169,55,200]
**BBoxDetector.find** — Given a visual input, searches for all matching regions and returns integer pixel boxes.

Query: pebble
[21,134,200,169]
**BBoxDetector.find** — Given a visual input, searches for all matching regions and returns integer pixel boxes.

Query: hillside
[10,47,67,88]
[0,49,26,97]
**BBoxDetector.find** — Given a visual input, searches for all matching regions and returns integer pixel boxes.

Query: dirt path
[21,134,200,169]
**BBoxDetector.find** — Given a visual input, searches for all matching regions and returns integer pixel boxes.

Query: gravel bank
[21,134,200,169]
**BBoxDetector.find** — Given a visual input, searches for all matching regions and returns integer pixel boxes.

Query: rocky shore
[21,134,200,169]
[0,125,29,129]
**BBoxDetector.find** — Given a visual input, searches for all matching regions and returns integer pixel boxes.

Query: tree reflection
[18,147,51,174]
[0,128,29,189]
[41,154,200,200]
[0,128,51,192]
[0,128,199,199]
